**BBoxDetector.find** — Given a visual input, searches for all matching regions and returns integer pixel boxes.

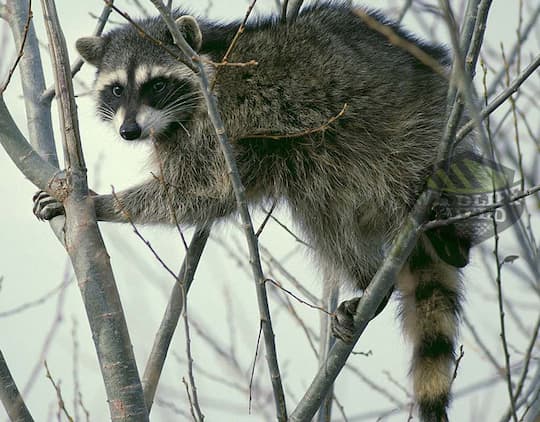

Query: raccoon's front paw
[33,190,64,220]
[331,297,361,343]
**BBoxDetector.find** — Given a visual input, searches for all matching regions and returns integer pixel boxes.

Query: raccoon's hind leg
[398,236,463,422]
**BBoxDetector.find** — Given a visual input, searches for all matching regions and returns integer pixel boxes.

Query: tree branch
[423,184,540,230]
[145,2,288,420]
[0,0,31,93]
[0,350,34,422]
[290,1,492,419]
[289,192,433,421]
[5,0,57,167]
[455,54,540,144]
[41,1,114,103]
[142,225,210,412]
[39,0,149,420]
[0,96,61,194]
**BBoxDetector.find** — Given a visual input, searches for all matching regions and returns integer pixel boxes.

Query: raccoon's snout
[120,120,142,140]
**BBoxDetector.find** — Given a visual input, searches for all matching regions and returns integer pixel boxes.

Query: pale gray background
[1,1,538,421]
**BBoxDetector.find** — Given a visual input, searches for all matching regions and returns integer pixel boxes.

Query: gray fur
[35,4,475,420]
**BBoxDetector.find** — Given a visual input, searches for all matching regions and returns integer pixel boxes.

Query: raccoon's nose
[120,121,142,140]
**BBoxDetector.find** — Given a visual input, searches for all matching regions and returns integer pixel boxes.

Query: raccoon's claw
[331,297,361,343]
[33,190,64,220]
[332,292,393,343]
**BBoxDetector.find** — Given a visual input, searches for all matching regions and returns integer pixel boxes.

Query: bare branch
[146,3,288,419]
[423,183,540,230]
[5,0,58,167]
[182,284,205,421]
[0,0,31,93]
[41,1,114,102]
[0,350,33,422]
[0,96,62,194]
[455,54,540,144]
[44,361,74,422]
[142,225,210,412]
[290,1,493,418]
[39,0,149,419]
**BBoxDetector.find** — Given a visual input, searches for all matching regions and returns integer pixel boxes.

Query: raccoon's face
[76,14,204,141]
[93,65,200,141]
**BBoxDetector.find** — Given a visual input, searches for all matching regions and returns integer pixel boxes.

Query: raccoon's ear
[76,36,106,67]
[175,15,202,52]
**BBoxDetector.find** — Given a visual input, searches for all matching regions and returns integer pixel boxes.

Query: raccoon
[34,3,475,421]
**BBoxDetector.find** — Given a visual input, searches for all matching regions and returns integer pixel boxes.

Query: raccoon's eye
[152,80,166,93]
[111,84,124,97]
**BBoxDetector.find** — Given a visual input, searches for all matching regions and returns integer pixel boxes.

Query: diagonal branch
[290,1,492,419]
[0,350,34,422]
[0,96,61,194]
[142,224,210,412]
[0,0,32,93]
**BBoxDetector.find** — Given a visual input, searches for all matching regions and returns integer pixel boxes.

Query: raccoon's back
[210,4,451,218]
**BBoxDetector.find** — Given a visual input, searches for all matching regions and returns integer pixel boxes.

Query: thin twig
[354,8,448,78]
[142,225,210,412]
[182,377,198,422]
[44,361,74,422]
[210,0,258,91]
[455,54,540,144]
[111,186,179,281]
[265,278,331,315]
[240,103,348,140]
[506,313,540,417]
[422,184,540,230]
[255,201,277,237]
[249,322,264,415]
[1,0,32,93]
[451,345,465,383]
[486,3,540,96]
[182,284,205,421]
[486,58,519,421]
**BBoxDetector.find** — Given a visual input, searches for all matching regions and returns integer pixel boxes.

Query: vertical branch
[181,282,204,421]
[41,1,115,103]
[5,0,57,167]
[146,2,288,420]
[39,1,149,420]
[481,56,519,422]
[0,350,34,422]
[316,284,339,422]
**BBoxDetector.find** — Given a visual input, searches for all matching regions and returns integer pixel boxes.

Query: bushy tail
[398,236,463,422]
